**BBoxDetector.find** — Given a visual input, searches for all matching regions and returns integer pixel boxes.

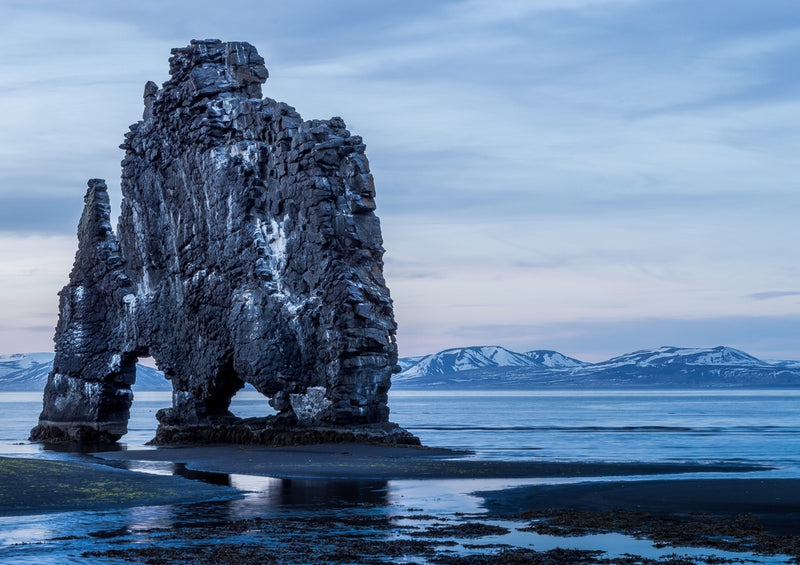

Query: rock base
[149,419,420,447]
[29,421,126,444]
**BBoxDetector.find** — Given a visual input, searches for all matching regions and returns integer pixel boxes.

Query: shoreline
[0,444,780,517]
[0,455,238,516]
[4,446,800,563]
[92,443,767,480]
[478,477,800,537]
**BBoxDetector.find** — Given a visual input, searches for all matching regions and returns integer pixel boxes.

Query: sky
[1,0,799,362]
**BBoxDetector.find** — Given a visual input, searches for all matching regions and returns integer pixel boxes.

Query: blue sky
[1,0,799,361]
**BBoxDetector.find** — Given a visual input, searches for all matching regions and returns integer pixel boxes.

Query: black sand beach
[480,478,800,535]
[94,443,764,480]
[0,456,237,516]
[3,446,800,563]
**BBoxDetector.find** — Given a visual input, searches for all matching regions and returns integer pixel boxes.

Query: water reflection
[104,469,395,550]
[1,469,795,565]
[115,458,390,510]
[42,441,126,454]
[172,463,233,486]
[245,477,388,508]
[105,457,391,532]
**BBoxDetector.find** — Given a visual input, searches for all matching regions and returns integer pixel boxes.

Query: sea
[1,389,799,563]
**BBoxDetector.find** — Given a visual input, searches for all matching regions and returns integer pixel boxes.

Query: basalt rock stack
[31,39,417,446]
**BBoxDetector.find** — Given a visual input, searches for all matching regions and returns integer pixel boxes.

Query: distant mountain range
[393,345,800,389]
[4,346,800,392]
[0,353,170,392]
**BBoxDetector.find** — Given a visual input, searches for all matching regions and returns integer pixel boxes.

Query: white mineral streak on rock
[267,217,288,266]
[130,207,152,296]
[123,293,136,310]
[226,192,233,233]
[109,353,121,372]
[231,141,259,168]
[290,386,332,424]
[212,146,229,171]
[52,374,69,410]
[83,381,101,398]
[241,290,255,307]
[264,216,298,306]
[264,216,309,319]
[221,95,237,118]
[67,325,85,348]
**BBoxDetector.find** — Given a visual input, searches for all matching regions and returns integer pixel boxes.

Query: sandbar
[479,478,800,536]
[0,456,237,516]
[93,443,764,480]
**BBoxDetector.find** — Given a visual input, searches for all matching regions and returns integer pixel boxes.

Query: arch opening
[228,384,280,422]
[123,353,172,446]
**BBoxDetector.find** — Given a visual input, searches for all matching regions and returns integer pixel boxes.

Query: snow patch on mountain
[396,356,424,372]
[591,346,766,371]
[524,350,587,369]
[397,346,537,380]
[395,345,800,389]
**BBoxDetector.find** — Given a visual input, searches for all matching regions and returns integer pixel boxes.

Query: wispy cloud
[749,291,800,301]
[1,0,800,359]
[0,195,83,234]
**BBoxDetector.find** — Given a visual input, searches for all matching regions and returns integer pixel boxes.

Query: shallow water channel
[1,464,796,564]
[2,390,799,563]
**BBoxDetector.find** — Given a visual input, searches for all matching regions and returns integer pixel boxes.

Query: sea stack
[31,39,417,446]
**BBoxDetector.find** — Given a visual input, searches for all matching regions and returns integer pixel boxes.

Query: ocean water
[390,390,800,473]
[5,389,800,473]
[1,389,799,563]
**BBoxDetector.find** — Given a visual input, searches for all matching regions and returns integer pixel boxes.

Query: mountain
[396,346,587,380]
[397,355,425,372]
[394,345,800,389]
[7,345,800,392]
[0,353,171,392]
[398,346,546,379]
[591,346,764,369]
[524,350,587,369]
[0,353,55,391]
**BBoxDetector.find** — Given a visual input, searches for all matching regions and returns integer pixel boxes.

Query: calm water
[4,389,800,472]
[1,389,799,563]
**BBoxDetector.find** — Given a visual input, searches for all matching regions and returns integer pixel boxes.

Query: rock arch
[30,40,416,445]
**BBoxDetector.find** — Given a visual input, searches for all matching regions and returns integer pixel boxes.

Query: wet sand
[0,456,238,516]
[479,478,800,536]
[93,443,764,480]
[4,446,800,563]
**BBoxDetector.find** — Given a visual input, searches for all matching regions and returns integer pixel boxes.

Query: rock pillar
[31,40,417,446]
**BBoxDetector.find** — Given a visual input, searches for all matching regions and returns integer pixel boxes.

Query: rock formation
[31,39,417,446]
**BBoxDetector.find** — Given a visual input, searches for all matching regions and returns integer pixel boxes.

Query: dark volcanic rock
[31,39,417,446]
[31,180,136,443]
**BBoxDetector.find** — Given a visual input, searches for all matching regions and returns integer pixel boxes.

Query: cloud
[0,194,83,234]
[749,291,800,301]
[2,0,800,362]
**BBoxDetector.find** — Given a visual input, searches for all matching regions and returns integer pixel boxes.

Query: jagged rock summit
[31,39,417,446]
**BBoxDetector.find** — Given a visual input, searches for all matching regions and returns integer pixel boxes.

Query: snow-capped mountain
[589,346,763,370]
[398,346,538,379]
[396,355,425,372]
[394,345,800,389]
[0,353,171,392]
[524,350,587,369]
[0,353,55,391]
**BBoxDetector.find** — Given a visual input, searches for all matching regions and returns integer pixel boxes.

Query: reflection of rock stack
[31,39,417,446]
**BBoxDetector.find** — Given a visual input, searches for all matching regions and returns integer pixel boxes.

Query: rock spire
[31,39,416,445]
